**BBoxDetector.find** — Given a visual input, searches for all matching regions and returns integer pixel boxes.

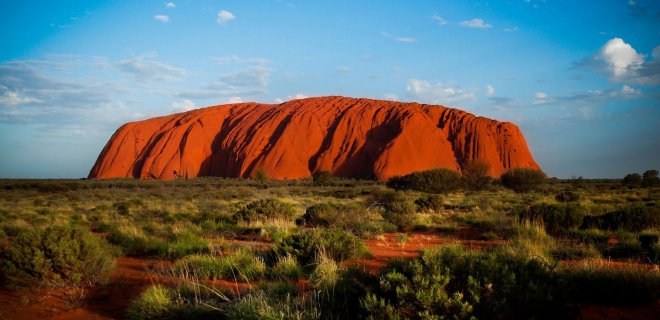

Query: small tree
[253,168,269,184]
[312,170,334,186]
[642,170,659,187]
[622,173,642,187]
[462,159,492,191]
[500,168,546,193]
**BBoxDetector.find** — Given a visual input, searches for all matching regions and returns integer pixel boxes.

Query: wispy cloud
[381,32,416,43]
[166,2,175,9]
[406,79,476,105]
[432,14,447,25]
[170,99,197,112]
[212,55,269,66]
[336,66,352,74]
[115,52,186,82]
[217,10,235,25]
[486,84,495,96]
[154,15,169,23]
[459,18,492,29]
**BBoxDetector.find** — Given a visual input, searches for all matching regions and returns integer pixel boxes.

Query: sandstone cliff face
[89,96,540,180]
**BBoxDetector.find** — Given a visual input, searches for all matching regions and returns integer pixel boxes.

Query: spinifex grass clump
[1,225,117,289]
[172,250,266,281]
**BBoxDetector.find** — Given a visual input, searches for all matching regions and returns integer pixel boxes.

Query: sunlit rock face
[89,96,541,180]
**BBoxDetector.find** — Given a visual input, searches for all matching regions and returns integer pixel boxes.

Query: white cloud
[166,2,175,9]
[228,97,243,103]
[620,84,641,96]
[336,66,352,74]
[597,38,644,79]
[217,10,235,24]
[486,84,495,96]
[581,38,660,85]
[533,92,551,104]
[432,14,447,25]
[383,93,399,101]
[213,55,268,66]
[0,85,41,107]
[154,15,169,23]
[459,18,492,29]
[115,52,186,82]
[381,32,416,43]
[406,79,476,105]
[219,66,272,87]
[275,94,308,103]
[170,99,197,112]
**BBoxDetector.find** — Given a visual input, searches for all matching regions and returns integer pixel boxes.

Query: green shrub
[298,202,394,237]
[622,173,642,187]
[312,170,334,186]
[581,206,660,231]
[555,190,580,202]
[375,192,418,230]
[387,168,461,194]
[275,229,368,265]
[518,203,585,235]
[500,168,546,193]
[362,245,565,319]
[461,159,493,191]
[414,194,444,212]
[642,169,660,187]
[561,263,660,306]
[639,230,660,249]
[1,225,116,288]
[234,198,297,223]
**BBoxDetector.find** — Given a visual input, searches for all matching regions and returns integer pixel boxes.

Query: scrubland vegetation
[0,168,659,319]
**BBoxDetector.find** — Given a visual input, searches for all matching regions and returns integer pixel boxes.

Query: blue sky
[1,0,659,179]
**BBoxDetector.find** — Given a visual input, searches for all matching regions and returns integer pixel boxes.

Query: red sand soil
[88,96,540,180]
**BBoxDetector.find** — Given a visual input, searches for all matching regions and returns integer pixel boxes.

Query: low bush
[581,206,660,231]
[361,245,565,319]
[374,192,418,230]
[561,263,660,306]
[387,168,461,194]
[555,190,580,202]
[275,229,368,266]
[1,225,116,289]
[312,170,334,186]
[414,194,444,212]
[518,203,586,235]
[297,203,391,238]
[500,168,546,193]
[234,198,297,223]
